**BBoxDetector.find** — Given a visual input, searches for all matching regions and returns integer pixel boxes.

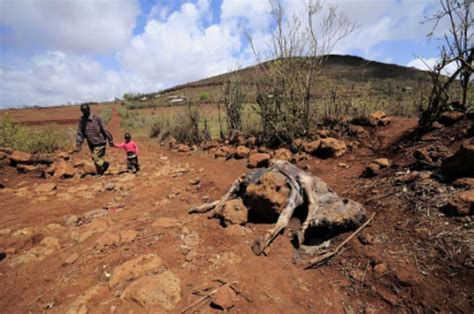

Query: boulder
[177,144,191,153]
[317,138,347,158]
[10,151,34,165]
[248,153,271,168]
[443,190,474,216]
[121,272,181,309]
[55,159,76,179]
[414,145,451,170]
[235,146,250,159]
[438,111,464,126]
[218,198,249,226]
[441,143,474,180]
[302,140,321,155]
[35,183,57,193]
[273,148,292,161]
[109,254,165,288]
[369,111,391,126]
[452,178,474,189]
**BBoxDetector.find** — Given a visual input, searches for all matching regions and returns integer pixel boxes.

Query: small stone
[211,284,237,311]
[109,254,164,288]
[248,153,271,168]
[64,253,79,265]
[35,183,57,193]
[105,182,116,191]
[374,263,388,275]
[185,250,198,262]
[373,158,390,168]
[338,163,349,168]
[188,178,200,185]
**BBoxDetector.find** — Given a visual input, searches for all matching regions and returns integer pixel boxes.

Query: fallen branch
[181,281,237,313]
[214,277,253,303]
[305,212,376,269]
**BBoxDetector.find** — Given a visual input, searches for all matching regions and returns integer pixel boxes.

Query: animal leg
[189,200,220,214]
[251,187,299,255]
[294,175,320,248]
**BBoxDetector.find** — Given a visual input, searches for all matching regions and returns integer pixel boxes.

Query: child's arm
[134,142,139,155]
[114,143,125,148]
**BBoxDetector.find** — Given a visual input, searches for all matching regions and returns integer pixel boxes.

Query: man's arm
[97,117,114,146]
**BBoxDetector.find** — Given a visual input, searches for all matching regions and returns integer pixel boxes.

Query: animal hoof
[251,239,265,256]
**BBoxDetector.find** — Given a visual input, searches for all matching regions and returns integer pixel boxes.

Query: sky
[0,0,456,108]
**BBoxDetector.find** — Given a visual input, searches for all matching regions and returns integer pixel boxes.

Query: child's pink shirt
[114,140,139,155]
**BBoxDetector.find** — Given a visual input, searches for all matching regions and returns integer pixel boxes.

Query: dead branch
[305,212,376,269]
[181,281,238,313]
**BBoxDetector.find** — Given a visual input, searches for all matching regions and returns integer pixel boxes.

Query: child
[114,133,140,173]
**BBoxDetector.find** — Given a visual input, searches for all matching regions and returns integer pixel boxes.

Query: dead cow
[189,160,366,255]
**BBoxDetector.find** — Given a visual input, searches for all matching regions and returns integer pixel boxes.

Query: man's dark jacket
[76,114,113,148]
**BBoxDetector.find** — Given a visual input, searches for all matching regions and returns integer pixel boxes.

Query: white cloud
[407,57,459,77]
[0,51,129,107]
[118,1,243,88]
[0,0,139,53]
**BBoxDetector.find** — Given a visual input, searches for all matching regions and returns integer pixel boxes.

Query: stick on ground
[304,212,376,269]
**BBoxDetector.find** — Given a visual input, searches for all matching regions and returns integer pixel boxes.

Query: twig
[214,277,253,303]
[305,212,376,269]
[361,260,370,283]
[181,281,237,313]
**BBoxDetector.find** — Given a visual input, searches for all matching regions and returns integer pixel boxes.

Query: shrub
[99,107,112,124]
[199,92,210,102]
[0,115,72,153]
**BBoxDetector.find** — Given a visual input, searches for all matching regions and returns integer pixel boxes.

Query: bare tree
[223,68,244,132]
[419,0,473,129]
[245,0,357,145]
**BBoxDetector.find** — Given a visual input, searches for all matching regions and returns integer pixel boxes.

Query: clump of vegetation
[99,107,112,124]
[199,92,210,102]
[223,70,244,132]
[0,115,72,153]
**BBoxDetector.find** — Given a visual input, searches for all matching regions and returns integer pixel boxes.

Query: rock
[153,217,178,228]
[218,199,249,226]
[183,232,200,247]
[56,152,70,160]
[438,111,464,126]
[177,144,191,153]
[302,140,321,154]
[188,178,200,185]
[374,263,388,275]
[10,151,34,165]
[0,228,11,236]
[212,252,242,268]
[65,284,106,314]
[82,163,96,176]
[317,138,347,158]
[45,223,62,231]
[273,148,292,161]
[248,153,271,168]
[202,140,219,150]
[362,163,381,178]
[432,121,444,129]
[121,272,181,310]
[119,230,138,243]
[452,178,474,189]
[338,163,349,168]
[35,183,57,193]
[441,142,474,180]
[291,152,309,163]
[245,171,290,219]
[104,182,115,191]
[443,190,474,216]
[414,144,451,169]
[65,215,80,227]
[211,284,237,311]
[373,158,390,168]
[10,236,60,266]
[185,250,198,262]
[16,164,43,174]
[369,111,391,126]
[46,163,56,175]
[235,146,250,159]
[54,159,75,179]
[64,253,79,265]
[71,219,109,242]
[109,254,165,288]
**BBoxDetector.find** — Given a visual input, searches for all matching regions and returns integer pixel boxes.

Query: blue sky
[0,0,453,107]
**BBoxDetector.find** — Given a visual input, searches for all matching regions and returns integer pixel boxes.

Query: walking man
[75,103,114,174]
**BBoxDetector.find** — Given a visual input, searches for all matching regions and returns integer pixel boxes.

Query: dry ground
[0,105,472,313]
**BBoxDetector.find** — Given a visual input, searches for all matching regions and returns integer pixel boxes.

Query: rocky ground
[0,108,473,313]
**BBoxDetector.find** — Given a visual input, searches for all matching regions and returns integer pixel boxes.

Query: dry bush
[246,0,357,145]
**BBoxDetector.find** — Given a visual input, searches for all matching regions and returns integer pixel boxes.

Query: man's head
[124,133,131,143]
[80,103,91,118]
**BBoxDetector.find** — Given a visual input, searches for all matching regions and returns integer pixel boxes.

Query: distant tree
[245,0,357,145]
[419,0,473,129]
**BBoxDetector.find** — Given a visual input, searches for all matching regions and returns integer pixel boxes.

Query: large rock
[443,190,474,216]
[235,146,250,159]
[10,151,34,165]
[55,159,75,179]
[121,272,181,310]
[244,171,290,220]
[273,148,292,161]
[438,111,464,126]
[302,140,320,155]
[35,183,57,193]
[413,145,451,169]
[218,198,248,226]
[109,254,165,288]
[441,143,474,180]
[369,111,391,126]
[248,153,271,168]
[317,138,347,158]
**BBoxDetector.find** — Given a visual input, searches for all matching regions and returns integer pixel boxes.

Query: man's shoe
[103,162,110,173]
